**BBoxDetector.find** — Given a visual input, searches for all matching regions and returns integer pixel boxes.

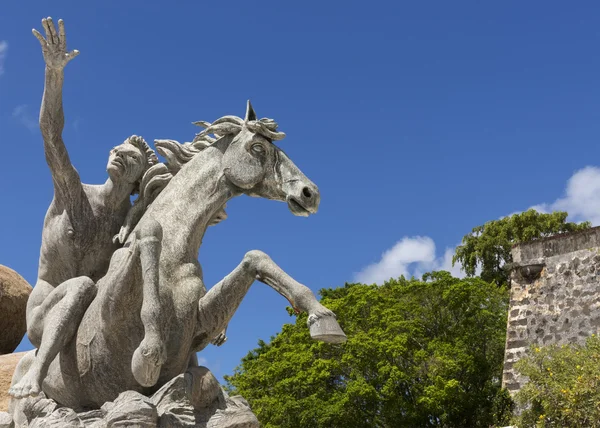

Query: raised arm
[33,18,81,196]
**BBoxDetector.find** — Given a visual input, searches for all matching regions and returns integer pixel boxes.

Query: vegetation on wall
[453,210,590,287]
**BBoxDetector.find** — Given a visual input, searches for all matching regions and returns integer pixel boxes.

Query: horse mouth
[287,197,311,217]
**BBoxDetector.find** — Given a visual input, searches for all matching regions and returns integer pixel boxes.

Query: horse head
[194,101,320,217]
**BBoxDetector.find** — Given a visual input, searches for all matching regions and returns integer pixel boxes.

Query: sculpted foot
[131,336,167,387]
[8,366,43,399]
[307,304,347,344]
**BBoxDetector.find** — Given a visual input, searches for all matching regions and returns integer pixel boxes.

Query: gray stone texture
[502,226,600,394]
[0,266,32,355]
[3,367,258,428]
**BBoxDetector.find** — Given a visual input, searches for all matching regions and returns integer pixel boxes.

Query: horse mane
[113,114,284,244]
[192,114,285,145]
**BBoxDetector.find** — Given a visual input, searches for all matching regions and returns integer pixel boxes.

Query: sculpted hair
[114,163,172,244]
[124,135,159,195]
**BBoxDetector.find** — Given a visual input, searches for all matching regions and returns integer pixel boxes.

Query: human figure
[9,17,158,398]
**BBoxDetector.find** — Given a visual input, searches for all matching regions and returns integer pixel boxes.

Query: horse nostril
[302,187,312,199]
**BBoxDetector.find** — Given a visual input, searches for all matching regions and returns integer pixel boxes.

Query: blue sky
[3,1,600,382]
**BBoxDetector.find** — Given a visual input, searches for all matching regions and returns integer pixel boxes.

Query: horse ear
[244,100,257,122]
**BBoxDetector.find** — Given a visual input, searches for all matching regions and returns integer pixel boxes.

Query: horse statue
[9,101,347,423]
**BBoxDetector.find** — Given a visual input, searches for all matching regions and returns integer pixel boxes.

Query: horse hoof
[131,345,163,387]
[308,313,347,344]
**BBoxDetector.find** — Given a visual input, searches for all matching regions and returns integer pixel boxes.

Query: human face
[106,141,146,185]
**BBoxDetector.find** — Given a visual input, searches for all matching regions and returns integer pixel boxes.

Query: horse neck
[154,146,232,261]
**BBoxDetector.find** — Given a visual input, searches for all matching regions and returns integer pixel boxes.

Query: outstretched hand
[33,17,79,70]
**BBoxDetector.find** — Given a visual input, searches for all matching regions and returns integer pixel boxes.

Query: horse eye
[251,143,265,154]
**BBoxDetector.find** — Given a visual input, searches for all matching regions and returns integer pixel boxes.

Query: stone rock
[152,371,199,427]
[102,390,158,427]
[8,392,58,428]
[0,266,32,355]
[29,407,82,428]
[8,376,258,428]
[151,366,258,428]
[77,409,105,428]
[152,367,215,427]
[0,411,13,428]
[207,396,259,428]
[0,352,26,412]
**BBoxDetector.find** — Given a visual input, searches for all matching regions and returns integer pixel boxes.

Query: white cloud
[524,166,600,225]
[12,105,37,132]
[354,236,466,285]
[0,41,7,76]
[549,166,600,225]
[356,166,600,286]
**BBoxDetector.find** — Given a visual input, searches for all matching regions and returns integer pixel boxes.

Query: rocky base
[1,367,258,428]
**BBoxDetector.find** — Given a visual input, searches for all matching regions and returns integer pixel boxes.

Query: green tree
[225,272,512,427]
[453,210,590,286]
[513,336,600,428]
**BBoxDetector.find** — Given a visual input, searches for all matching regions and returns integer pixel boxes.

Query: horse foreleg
[197,250,346,344]
[131,219,169,388]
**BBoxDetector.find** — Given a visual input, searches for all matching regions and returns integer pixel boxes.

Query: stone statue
[5,17,346,427]
[9,18,158,399]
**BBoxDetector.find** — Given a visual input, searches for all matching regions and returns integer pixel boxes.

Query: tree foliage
[225,272,512,427]
[513,336,600,428]
[453,210,590,286]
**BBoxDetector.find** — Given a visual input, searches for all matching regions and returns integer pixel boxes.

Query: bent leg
[131,219,169,388]
[26,280,55,348]
[10,276,96,398]
[197,250,344,343]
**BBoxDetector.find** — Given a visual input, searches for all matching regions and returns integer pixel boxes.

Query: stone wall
[502,226,600,394]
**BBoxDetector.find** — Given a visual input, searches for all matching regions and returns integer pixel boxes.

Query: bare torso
[38,185,130,286]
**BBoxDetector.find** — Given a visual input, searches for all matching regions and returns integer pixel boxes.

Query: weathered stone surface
[151,366,258,428]
[151,368,211,426]
[503,226,600,394]
[206,396,259,428]
[0,267,32,355]
[103,391,158,427]
[0,411,13,428]
[29,407,82,428]
[10,392,57,428]
[8,371,258,428]
[76,409,105,427]
[0,353,26,412]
